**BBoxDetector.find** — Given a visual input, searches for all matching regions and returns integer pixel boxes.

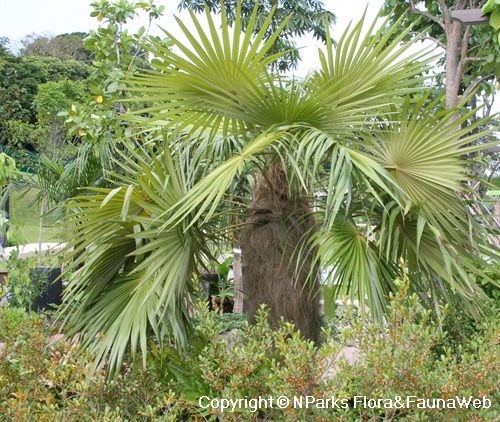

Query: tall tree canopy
[20,32,92,63]
[0,37,10,55]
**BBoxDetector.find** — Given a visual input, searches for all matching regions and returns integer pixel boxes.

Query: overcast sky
[0,0,386,74]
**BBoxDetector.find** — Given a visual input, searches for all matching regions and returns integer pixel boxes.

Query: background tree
[34,80,88,156]
[0,30,91,151]
[381,0,499,110]
[177,0,336,71]
[3,0,168,237]
[381,0,500,228]
[20,32,92,63]
[483,0,500,43]
[0,54,89,147]
[61,0,167,173]
[0,37,10,55]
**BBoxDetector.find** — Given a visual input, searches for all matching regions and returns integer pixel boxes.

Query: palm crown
[59,3,499,375]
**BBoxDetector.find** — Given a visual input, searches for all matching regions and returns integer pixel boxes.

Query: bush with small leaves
[0,275,497,420]
[335,275,499,421]
[163,276,498,421]
[0,305,186,420]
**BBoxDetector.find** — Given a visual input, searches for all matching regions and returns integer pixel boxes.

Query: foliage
[1,251,42,309]
[0,306,186,420]
[35,80,88,128]
[4,1,168,247]
[5,223,28,248]
[20,155,104,224]
[148,290,342,420]
[211,257,234,314]
[0,153,16,186]
[0,250,58,309]
[130,2,497,314]
[85,0,165,102]
[483,0,500,44]
[34,79,88,156]
[479,265,500,305]
[215,311,247,333]
[0,279,498,420]
[150,279,499,421]
[57,142,221,376]
[4,151,104,248]
[0,305,33,340]
[195,308,337,420]
[7,183,61,244]
[334,281,499,421]
[3,120,44,150]
[0,52,90,147]
[61,0,169,180]
[323,299,363,343]
[339,278,499,421]
[0,37,10,55]
[434,292,498,359]
[19,32,92,63]
[60,2,500,376]
[177,0,336,71]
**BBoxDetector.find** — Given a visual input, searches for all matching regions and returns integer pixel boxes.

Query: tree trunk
[242,164,322,343]
[444,18,464,110]
[438,0,472,111]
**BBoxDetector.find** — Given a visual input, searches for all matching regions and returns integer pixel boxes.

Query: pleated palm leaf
[59,141,226,374]
[316,95,499,319]
[60,3,499,375]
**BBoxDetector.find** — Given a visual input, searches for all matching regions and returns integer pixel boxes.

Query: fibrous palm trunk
[243,164,322,343]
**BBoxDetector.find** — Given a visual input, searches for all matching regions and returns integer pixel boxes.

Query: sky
[0,0,387,74]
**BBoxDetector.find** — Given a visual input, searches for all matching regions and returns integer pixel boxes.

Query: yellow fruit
[97,12,104,22]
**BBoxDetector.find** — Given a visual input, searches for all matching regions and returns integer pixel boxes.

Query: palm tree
[59,4,499,375]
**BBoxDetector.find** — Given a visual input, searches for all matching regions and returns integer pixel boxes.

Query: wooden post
[232,247,244,313]
[38,197,45,265]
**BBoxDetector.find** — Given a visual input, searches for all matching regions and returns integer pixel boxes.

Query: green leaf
[490,9,500,30]
[482,0,499,16]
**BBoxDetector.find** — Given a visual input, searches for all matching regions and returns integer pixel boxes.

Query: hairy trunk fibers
[243,164,322,343]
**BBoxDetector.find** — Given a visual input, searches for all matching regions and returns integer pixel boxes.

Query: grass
[8,189,61,245]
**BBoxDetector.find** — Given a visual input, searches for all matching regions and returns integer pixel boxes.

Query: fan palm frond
[59,141,223,375]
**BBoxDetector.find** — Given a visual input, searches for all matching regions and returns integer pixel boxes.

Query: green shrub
[153,277,498,421]
[0,306,185,420]
[149,295,343,421]
[0,250,65,310]
[336,278,499,421]
[5,222,28,248]
[0,276,497,421]
[1,250,46,309]
[215,312,247,333]
[478,266,500,306]
[0,305,36,340]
